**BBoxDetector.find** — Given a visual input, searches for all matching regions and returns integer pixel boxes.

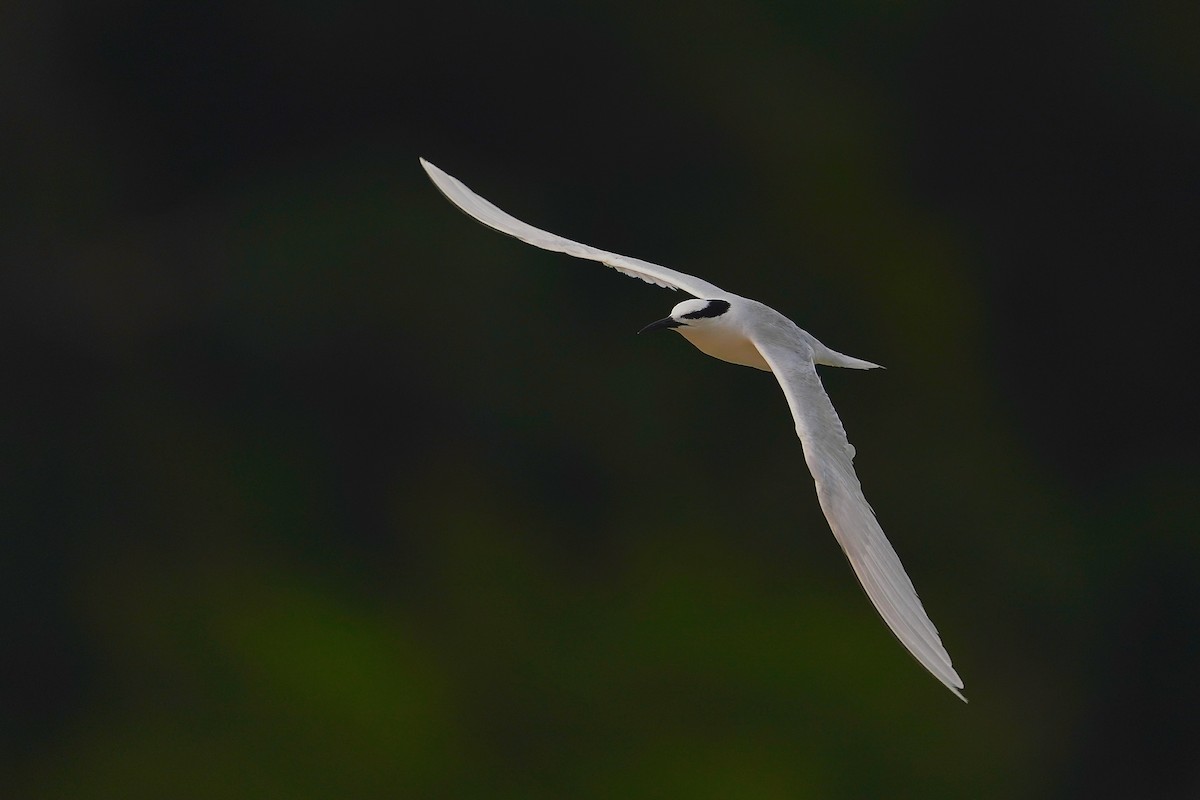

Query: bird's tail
[815,346,884,370]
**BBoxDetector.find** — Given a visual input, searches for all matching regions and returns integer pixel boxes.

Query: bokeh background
[4,2,1198,797]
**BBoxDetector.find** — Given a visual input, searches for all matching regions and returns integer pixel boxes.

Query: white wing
[420,159,727,299]
[752,336,966,701]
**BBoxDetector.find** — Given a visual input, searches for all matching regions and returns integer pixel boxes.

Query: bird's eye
[681,300,731,320]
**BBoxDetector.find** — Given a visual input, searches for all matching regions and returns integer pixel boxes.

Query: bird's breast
[677,328,771,371]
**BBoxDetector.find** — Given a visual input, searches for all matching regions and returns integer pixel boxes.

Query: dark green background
[5,2,1198,797]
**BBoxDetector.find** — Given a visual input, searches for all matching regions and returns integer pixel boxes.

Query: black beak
[638,317,684,335]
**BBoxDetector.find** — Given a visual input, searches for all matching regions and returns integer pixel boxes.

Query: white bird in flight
[420,158,966,701]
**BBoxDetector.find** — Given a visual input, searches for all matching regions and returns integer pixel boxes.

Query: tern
[420,158,966,701]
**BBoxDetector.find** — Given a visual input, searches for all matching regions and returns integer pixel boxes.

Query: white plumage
[420,158,966,701]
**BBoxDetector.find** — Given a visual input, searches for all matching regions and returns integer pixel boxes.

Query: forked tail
[815,346,884,370]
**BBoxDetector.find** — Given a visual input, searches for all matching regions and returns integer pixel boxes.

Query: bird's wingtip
[944,677,968,703]
[419,158,445,180]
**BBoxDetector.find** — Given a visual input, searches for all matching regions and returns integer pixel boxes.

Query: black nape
[681,300,731,319]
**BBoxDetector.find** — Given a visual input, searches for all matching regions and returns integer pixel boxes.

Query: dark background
[4,2,1198,797]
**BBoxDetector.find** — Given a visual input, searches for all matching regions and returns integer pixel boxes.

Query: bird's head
[637,298,732,335]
